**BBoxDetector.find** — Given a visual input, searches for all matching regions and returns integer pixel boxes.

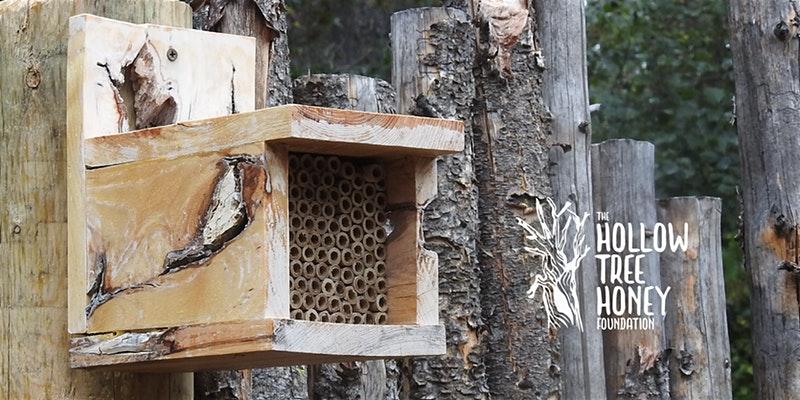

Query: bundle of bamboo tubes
[288,153,389,324]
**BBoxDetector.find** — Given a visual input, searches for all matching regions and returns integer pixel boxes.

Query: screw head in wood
[167,47,178,61]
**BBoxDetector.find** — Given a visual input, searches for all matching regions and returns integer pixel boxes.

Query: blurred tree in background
[286,0,750,397]
[586,0,749,398]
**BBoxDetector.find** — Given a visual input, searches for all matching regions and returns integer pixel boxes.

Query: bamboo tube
[362,218,376,233]
[364,268,377,285]
[340,161,356,179]
[330,266,342,281]
[309,278,321,294]
[322,233,336,248]
[372,294,389,312]
[328,219,341,233]
[335,233,350,249]
[303,187,315,200]
[329,297,342,313]
[290,216,303,230]
[341,302,353,316]
[375,261,386,275]
[351,190,365,207]
[352,242,365,257]
[291,309,304,320]
[337,214,353,232]
[315,263,330,279]
[290,292,303,309]
[313,155,327,171]
[314,219,328,232]
[376,312,388,324]
[338,180,353,196]
[309,202,322,217]
[291,260,303,276]
[295,230,310,246]
[300,154,315,170]
[326,248,341,265]
[296,200,310,215]
[375,245,386,260]
[303,217,316,231]
[365,314,376,325]
[303,262,316,278]
[340,248,355,267]
[353,261,366,275]
[309,232,322,247]
[363,253,376,267]
[344,287,358,304]
[314,294,328,311]
[365,286,378,302]
[375,192,387,208]
[322,278,336,296]
[315,186,331,203]
[355,298,370,313]
[351,314,364,324]
[338,196,353,213]
[332,312,347,323]
[335,282,346,297]
[321,172,335,187]
[301,245,316,262]
[305,309,319,322]
[363,200,377,216]
[375,226,387,242]
[289,183,303,200]
[350,225,364,242]
[319,311,331,323]
[327,156,342,173]
[376,277,387,293]
[352,174,365,190]
[310,173,322,188]
[290,245,301,260]
[314,248,328,263]
[376,211,387,225]
[294,276,308,292]
[350,208,365,224]
[363,233,377,251]
[289,154,301,170]
[303,293,315,309]
[341,268,355,285]
[353,276,368,294]
[363,164,386,182]
[322,203,336,219]
[362,183,377,198]
[297,169,311,186]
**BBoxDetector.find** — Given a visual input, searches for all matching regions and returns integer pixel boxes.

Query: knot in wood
[774,21,791,41]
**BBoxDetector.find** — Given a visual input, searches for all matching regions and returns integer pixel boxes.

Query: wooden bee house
[66,15,460,372]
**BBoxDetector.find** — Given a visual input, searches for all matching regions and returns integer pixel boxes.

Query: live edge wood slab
[67,17,461,372]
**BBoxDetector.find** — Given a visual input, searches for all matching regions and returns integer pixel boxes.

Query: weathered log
[658,197,732,399]
[391,7,489,399]
[0,0,193,398]
[591,139,668,399]
[188,1,299,397]
[728,1,800,397]
[535,0,607,397]
[292,73,397,400]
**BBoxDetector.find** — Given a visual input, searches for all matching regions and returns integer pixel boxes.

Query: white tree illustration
[518,198,590,331]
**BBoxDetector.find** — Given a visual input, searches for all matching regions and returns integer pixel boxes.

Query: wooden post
[188,2,300,398]
[292,73,397,400]
[0,1,193,398]
[591,139,669,398]
[729,0,800,398]
[658,197,732,399]
[536,0,607,397]
[391,7,489,398]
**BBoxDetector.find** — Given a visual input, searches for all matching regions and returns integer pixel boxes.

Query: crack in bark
[85,154,265,318]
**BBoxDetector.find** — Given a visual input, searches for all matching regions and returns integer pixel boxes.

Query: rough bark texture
[535,0,606,397]
[728,1,800,398]
[188,1,300,398]
[391,8,489,399]
[591,139,669,399]
[445,1,562,398]
[658,197,732,400]
[0,0,193,398]
[292,73,398,400]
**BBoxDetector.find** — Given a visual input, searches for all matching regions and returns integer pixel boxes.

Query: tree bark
[0,0,193,398]
[591,139,669,399]
[188,1,301,398]
[292,73,398,400]
[445,1,562,398]
[535,0,607,397]
[658,197,732,399]
[728,1,800,397]
[391,7,489,399]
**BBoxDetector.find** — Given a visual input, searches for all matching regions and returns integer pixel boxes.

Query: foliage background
[287,0,750,397]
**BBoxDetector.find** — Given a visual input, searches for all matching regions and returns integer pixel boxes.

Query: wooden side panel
[67,13,256,333]
[264,144,290,319]
[83,143,269,333]
[385,157,439,325]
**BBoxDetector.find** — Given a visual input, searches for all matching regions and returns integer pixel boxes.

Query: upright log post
[658,197,732,399]
[391,7,488,399]
[292,73,398,400]
[591,139,669,399]
[0,1,193,398]
[535,0,606,397]
[729,0,800,398]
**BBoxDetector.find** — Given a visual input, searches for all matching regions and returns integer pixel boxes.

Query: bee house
[66,15,460,372]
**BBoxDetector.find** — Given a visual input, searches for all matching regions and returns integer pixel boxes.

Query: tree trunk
[391,7,489,399]
[729,1,800,397]
[292,73,398,400]
[591,139,669,399]
[188,1,301,399]
[535,0,607,397]
[0,0,193,398]
[444,0,562,398]
[658,197,732,399]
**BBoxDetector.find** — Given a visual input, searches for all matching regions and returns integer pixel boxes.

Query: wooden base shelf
[70,319,445,372]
